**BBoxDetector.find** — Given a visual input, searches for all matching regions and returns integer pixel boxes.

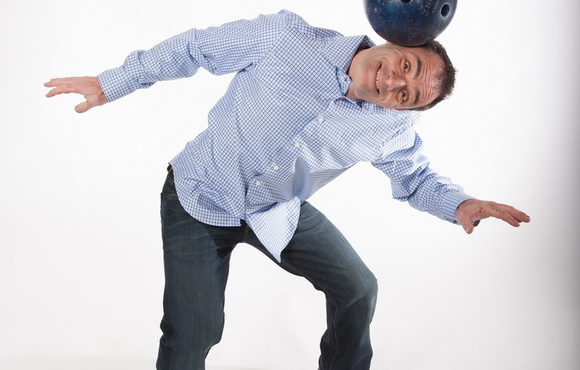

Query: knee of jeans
[342,272,378,307]
[361,274,379,302]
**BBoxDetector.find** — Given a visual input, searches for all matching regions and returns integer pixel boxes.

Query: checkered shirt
[98,10,472,261]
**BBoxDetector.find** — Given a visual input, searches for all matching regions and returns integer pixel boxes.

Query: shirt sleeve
[97,11,291,102]
[372,129,475,224]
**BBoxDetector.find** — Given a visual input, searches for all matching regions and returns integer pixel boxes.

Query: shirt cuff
[440,191,476,224]
[97,67,141,103]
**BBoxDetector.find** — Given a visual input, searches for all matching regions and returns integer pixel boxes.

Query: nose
[386,74,406,91]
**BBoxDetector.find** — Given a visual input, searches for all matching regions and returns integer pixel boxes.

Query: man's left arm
[373,131,530,232]
[455,199,530,234]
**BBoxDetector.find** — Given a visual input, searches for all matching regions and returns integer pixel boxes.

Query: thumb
[75,101,91,114]
[458,218,480,234]
[462,222,474,234]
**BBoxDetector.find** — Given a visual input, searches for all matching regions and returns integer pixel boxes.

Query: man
[45,10,529,370]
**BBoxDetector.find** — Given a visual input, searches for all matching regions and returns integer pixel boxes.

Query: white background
[1,1,579,369]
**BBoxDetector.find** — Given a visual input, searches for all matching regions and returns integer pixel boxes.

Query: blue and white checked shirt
[98,10,472,261]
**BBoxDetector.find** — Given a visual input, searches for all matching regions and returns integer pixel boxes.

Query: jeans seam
[282,258,340,370]
[328,297,340,370]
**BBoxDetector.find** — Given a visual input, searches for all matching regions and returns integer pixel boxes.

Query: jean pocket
[162,170,179,200]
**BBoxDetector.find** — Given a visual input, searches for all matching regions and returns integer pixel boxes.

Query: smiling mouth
[375,69,381,93]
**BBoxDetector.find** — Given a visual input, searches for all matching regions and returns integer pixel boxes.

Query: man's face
[345,43,444,110]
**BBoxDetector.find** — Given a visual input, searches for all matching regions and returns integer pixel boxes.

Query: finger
[44,78,84,96]
[45,87,67,98]
[44,78,60,87]
[44,78,69,91]
[493,203,531,225]
[45,84,78,97]
[44,77,78,86]
[509,208,531,223]
[45,87,57,98]
[484,205,519,227]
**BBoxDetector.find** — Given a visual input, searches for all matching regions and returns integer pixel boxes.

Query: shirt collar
[320,35,375,73]
[320,35,374,96]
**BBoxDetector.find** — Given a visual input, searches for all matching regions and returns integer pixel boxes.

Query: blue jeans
[157,168,378,370]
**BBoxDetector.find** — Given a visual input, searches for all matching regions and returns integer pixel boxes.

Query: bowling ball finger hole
[441,4,451,16]
[401,0,411,3]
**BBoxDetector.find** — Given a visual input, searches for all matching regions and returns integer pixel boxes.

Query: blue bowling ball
[364,0,458,46]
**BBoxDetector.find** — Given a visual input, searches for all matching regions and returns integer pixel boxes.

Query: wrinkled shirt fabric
[98,10,472,261]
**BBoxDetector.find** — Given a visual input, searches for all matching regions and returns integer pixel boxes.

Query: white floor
[0,357,263,370]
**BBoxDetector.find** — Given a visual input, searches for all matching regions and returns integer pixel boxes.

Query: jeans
[157,168,378,370]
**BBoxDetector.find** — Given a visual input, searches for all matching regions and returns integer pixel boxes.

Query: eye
[403,60,410,73]
[401,89,408,103]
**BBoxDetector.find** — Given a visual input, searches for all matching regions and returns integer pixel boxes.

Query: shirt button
[294,142,300,148]
[273,165,279,170]
[255,181,261,186]
[317,117,324,123]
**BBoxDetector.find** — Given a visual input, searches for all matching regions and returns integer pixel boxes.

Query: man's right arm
[44,11,291,113]
[44,76,107,114]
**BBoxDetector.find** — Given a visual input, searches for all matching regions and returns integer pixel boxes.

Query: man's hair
[413,40,456,111]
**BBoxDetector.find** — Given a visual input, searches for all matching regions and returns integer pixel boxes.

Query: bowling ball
[364,0,458,46]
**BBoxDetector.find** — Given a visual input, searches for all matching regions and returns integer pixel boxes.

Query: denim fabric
[157,169,377,370]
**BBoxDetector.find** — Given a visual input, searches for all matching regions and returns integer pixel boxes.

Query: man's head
[345,40,456,111]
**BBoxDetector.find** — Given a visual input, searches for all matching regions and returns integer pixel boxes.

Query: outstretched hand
[456,199,530,234]
[44,77,108,113]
